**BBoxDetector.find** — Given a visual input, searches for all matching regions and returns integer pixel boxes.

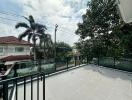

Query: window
[0,47,3,53]
[25,47,30,51]
[8,47,14,53]
[15,47,24,52]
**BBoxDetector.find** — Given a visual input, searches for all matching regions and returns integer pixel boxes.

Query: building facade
[0,36,32,64]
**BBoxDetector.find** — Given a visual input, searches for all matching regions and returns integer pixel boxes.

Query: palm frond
[15,22,29,29]
[29,15,35,23]
[24,15,35,30]
[24,15,35,23]
[35,23,47,33]
[18,29,31,41]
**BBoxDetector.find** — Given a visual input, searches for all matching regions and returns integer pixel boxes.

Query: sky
[0,0,88,46]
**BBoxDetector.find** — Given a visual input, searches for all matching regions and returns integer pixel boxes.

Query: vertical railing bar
[2,76,8,100]
[87,55,89,64]
[37,74,39,100]
[67,57,68,70]
[24,77,26,100]
[98,55,99,66]
[43,73,45,100]
[80,56,81,65]
[75,56,76,66]
[31,75,33,100]
[55,58,56,72]
[15,79,18,100]
[114,57,115,68]
[79,56,80,66]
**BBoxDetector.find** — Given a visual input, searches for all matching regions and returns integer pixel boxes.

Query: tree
[75,0,122,57]
[15,15,47,60]
[39,33,54,59]
[56,42,72,58]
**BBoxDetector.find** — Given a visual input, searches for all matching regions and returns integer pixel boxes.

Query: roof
[0,36,32,45]
[0,55,32,62]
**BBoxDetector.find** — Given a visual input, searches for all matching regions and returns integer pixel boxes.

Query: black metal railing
[12,55,87,76]
[44,55,87,75]
[0,55,88,100]
[92,57,132,72]
[0,72,45,100]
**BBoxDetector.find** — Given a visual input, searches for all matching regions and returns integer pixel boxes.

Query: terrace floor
[3,64,132,100]
[46,64,132,100]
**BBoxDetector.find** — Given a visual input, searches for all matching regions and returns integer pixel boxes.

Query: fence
[8,56,87,76]
[0,55,87,100]
[1,55,132,100]
[0,73,45,100]
[93,57,132,72]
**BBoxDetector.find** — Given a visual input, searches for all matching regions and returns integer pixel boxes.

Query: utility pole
[54,24,58,68]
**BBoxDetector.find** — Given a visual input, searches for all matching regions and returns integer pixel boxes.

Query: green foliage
[76,0,120,39]
[15,15,52,60]
[75,0,129,58]
[15,15,47,44]
[56,42,72,58]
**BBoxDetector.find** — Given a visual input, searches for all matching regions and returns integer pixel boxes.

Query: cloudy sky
[0,0,88,46]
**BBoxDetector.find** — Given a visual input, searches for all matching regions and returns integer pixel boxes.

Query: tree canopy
[75,0,132,58]
[56,42,72,58]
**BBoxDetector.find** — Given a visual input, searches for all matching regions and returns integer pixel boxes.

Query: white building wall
[0,44,31,59]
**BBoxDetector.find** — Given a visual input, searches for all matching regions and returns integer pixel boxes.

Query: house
[72,46,80,56]
[0,36,32,66]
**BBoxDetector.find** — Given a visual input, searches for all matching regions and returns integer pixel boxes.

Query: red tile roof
[0,55,32,62]
[0,36,32,45]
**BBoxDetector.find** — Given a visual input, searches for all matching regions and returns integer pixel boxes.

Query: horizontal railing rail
[92,57,132,72]
[0,72,45,100]
[9,55,87,77]
[0,55,88,100]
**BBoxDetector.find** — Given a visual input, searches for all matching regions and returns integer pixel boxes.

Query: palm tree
[15,15,47,60]
[39,32,53,60]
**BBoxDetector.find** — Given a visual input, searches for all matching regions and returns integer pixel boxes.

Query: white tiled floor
[45,65,132,100]
[5,65,132,100]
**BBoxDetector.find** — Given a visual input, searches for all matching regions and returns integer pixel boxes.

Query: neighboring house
[0,36,32,66]
[72,46,80,56]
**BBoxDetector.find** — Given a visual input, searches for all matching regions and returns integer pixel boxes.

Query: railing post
[24,77,26,100]
[75,56,76,66]
[98,56,99,66]
[37,74,39,100]
[87,55,89,64]
[55,58,57,72]
[31,75,33,100]
[2,76,8,100]
[114,57,115,68]
[79,56,81,66]
[43,73,45,100]
[66,57,68,70]
[14,63,17,77]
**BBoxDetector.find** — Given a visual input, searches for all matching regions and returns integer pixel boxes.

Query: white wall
[0,44,31,59]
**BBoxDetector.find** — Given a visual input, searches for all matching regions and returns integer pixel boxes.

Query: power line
[0,10,24,18]
[0,16,19,22]
[0,21,10,25]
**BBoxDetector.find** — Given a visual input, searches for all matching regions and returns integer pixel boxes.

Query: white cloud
[0,22,19,37]
[2,0,88,46]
